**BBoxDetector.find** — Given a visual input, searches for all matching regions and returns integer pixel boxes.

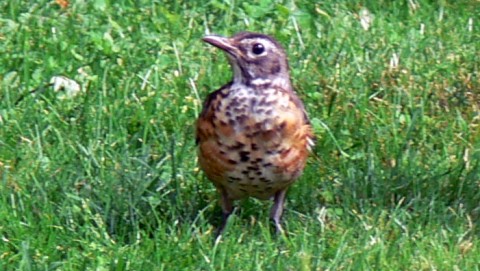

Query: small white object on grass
[50,76,82,99]
[359,8,374,31]
[390,53,399,69]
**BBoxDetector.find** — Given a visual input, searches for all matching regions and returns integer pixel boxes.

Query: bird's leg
[270,188,288,234]
[216,187,233,237]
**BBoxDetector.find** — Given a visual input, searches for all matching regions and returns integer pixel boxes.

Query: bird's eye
[252,43,265,55]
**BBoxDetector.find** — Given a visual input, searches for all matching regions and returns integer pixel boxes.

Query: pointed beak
[202,35,239,57]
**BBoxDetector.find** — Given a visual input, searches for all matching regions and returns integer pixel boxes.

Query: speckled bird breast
[198,83,311,200]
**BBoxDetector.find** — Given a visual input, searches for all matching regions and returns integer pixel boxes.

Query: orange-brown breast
[196,83,313,200]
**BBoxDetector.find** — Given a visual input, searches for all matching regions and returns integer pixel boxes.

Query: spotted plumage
[196,32,314,235]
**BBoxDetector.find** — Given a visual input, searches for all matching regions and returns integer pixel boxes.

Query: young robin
[196,32,314,235]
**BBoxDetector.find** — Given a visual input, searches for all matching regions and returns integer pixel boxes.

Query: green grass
[1,0,479,270]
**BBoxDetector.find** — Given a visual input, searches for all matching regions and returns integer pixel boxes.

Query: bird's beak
[202,35,239,57]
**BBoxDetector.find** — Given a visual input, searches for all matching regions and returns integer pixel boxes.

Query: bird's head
[203,32,291,87]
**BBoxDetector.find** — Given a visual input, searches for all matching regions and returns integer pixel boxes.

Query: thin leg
[270,188,288,234]
[216,187,233,237]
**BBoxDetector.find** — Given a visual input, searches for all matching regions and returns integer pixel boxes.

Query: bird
[196,32,314,235]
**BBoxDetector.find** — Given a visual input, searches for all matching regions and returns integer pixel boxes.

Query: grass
[0,0,479,270]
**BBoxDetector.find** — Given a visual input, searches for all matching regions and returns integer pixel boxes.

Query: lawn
[0,0,479,270]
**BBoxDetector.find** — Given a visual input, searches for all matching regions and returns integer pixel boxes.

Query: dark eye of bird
[252,43,265,55]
